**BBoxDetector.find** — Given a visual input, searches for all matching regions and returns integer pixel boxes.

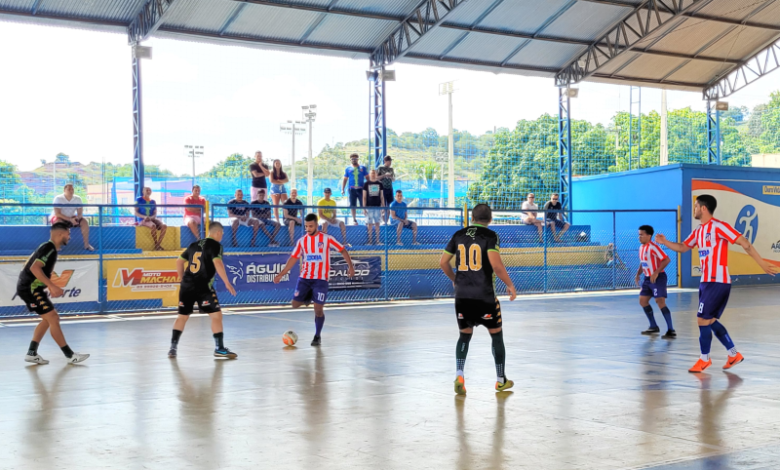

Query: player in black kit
[19,222,89,365]
[169,222,238,359]
[440,204,517,395]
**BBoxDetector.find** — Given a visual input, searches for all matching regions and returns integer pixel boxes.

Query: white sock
[700,354,710,361]
[497,376,505,384]
[456,370,464,377]
[728,347,738,357]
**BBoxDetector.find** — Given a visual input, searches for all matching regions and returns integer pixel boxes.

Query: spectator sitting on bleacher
[521,192,543,242]
[135,186,168,251]
[51,183,94,251]
[318,188,348,246]
[228,189,260,247]
[543,192,570,243]
[363,170,385,245]
[184,185,207,240]
[389,190,419,246]
[250,188,281,247]
[282,188,303,245]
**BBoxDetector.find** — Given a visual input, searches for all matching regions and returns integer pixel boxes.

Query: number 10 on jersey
[457,244,482,271]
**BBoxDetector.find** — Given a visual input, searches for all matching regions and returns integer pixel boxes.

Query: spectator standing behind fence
[318,188,348,246]
[183,185,207,240]
[228,189,260,247]
[249,151,271,202]
[377,155,395,223]
[341,153,368,226]
[250,188,281,247]
[270,159,288,222]
[50,183,94,251]
[543,193,570,242]
[135,187,168,251]
[521,193,543,242]
[283,188,303,245]
[389,190,419,246]
[363,170,385,245]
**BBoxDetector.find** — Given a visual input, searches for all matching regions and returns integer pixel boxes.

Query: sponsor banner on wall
[692,179,780,277]
[217,254,299,292]
[0,261,99,307]
[329,256,381,290]
[106,258,180,306]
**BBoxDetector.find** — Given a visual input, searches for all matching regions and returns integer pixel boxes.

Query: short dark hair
[639,224,654,236]
[384,155,392,161]
[395,190,402,194]
[51,222,70,232]
[192,185,200,191]
[472,204,492,224]
[349,153,359,159]
[696,194,717,214]
[305,213,318,223]
[209,221,223,232]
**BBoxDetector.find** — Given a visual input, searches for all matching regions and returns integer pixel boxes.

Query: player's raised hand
[656,233,668,244]
[507,285,517,301]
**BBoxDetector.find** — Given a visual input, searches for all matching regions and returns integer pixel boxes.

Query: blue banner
[216,254,298,293]
[329,255,382,290]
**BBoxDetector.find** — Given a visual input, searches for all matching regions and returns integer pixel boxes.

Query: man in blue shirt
[389,190,419,246]
[135,186,168,251]
[340,153,368,226]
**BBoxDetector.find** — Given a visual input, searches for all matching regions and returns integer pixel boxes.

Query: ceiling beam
[703,37,780,100]
[128,0,179,45]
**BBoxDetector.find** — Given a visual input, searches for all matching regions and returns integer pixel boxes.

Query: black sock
[213,332,224,350]
[61,345,74,358]
[643,305,658,328]
[660,306,674,330]
[28,341,39,356]
[171,329,183,348]
[456,332,472,375]
[490,330,506,383]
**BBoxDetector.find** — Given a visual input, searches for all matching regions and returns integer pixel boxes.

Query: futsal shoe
[688,358,712,373]
[214,348,237,359]
[662,330,677,339]
[24,354,49,365]
[723,352,744,370]
[495,379,514,392]
[168,348,177,358]
[454,376,467,396]
[311,335,321,346]
[641,327,661,335]
[67,353,90,364]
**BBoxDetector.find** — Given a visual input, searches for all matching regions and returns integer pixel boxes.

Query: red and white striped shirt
[290,232,345,281]
[684,218,742,284]
[639,241,668,277]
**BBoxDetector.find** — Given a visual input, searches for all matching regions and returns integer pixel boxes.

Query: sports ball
[282,330,298,346]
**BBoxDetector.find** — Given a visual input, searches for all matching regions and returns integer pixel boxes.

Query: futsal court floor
[2,286,780,470]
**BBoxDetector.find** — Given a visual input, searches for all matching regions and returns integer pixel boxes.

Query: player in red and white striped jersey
[274,213,355,346]
[657,195,777,372]
[635,225,675,338]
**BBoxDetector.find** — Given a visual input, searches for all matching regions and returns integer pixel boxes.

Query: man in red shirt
[183,185,207,240]
[635,225,674,338]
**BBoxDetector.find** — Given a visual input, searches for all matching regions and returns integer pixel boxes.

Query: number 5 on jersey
[457,244,482,271]
[190,252,202,273]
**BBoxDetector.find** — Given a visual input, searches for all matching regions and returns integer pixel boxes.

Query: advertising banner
[0,261,99,307]
[329,255,382,290]
[217,254,299,292]
[691,179,780,277]
[106,258,180,306]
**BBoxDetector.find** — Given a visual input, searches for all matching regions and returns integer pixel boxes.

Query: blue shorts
[640,272,667,298]
[348,187,363,208]
[547,219,568,229]
[270,184,286,195]
[697,282,731,320]
[293,278,329,305]
[391,219,414,230]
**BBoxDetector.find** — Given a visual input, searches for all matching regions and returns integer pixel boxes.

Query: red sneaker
[723,352,744,370]
[688,358,712,373]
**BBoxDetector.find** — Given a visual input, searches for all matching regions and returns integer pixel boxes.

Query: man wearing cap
[377,155,396,224]
[51,183,94,251]
[341,153,368,226]
[318,188,348,246]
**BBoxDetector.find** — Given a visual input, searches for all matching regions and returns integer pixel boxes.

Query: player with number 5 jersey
[275,213,355,346]
[657,194,778,373]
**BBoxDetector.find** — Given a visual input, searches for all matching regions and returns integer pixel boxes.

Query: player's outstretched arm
[274,256,299,284]
[30,261,63,298]
[655,233,691,253]
[735,236,779,276]
[339,248,356,278]
[439,252,456,283]
[487,251,516,301]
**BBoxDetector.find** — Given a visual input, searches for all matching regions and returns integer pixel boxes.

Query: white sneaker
[25,354,49,365]
[67,352,90,364]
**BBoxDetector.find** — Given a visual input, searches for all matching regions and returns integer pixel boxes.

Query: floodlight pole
[281,121,306,190]
[131,48,146,199]
[369,69,387,169]
[184,145,203,187]
[558,88,573,220]
[440,81,456,208]
[302,105,317,205]
[706,101,721,165]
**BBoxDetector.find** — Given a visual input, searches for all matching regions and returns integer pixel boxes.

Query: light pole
[184,145,204,188]
[439,81,456,207]
[280,120,306,190]
[435,152,448,209]
[302,105,317,205]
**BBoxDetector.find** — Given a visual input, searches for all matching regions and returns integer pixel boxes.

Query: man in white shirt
[51,183,94,251]
[521,192,543,242]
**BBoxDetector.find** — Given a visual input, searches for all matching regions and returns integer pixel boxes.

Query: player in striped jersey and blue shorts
[635,225,675,338]
[657,195,778,372]
[274,213,355,346]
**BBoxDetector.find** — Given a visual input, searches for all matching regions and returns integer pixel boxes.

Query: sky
[1,20,780,174]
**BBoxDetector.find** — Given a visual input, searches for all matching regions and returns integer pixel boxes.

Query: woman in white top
[51,183,94,251]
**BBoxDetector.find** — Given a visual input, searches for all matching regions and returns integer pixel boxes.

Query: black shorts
[454,298,502,330]
[348,187,363,207]
[17,288,55,315]
[178,286,221,315]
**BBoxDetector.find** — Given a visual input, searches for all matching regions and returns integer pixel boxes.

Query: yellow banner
[762,185,780,195]
[106,258,180,306]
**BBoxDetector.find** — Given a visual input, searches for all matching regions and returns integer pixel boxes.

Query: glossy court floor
[3,287,780,470]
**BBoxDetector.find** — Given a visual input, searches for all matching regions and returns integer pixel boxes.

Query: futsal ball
[282,330,298,346]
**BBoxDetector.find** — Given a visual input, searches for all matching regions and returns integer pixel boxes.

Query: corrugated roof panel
[445,31,525,63]
[591,50,638,75]
[163,0,238,33]
[440,0,504,26]
[334,0,419,18]
[0,0,34,12]
[543,2,632,41]
[405,27,467,57]
[614,53,687,80]
[478,0,574,34]
[225,3,322,41]
[697,0,779,23]
[665,58,734,83]
[37,0,144,22]
[646,20,733,56]
[506,40,587,69]
[305,14,396,48]
[400,54,557,77]
[701,25,780,60]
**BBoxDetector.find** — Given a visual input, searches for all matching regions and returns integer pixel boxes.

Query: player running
[635,225,676,338]
[657,194,777,372]
[439,204,517,395]
[274,213,355,346]
[169,222,238,359]
[19,222,89,365]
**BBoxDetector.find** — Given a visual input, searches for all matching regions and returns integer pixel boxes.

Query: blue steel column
[132,52,145,199]
[558,88,572,220]
[369,69,387,169]
[706,101,721,165]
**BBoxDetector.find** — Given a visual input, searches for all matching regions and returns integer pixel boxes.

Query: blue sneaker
[214,347,237,359]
